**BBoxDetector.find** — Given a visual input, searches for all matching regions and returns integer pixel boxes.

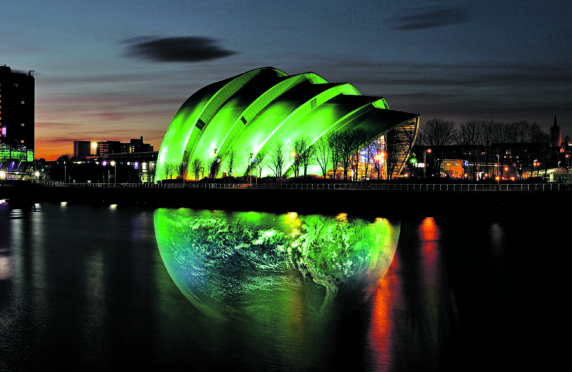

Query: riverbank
[2,182,570,217]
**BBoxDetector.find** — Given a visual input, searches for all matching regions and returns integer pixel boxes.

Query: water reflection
[2,203,565,370]
[154,208,400,323]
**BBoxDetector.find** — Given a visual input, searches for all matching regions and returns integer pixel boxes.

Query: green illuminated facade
[156,67,419,181]
[0,66,35,163]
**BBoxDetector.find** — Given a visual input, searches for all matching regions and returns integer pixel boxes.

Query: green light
[154,208,400,321]
[410,158,417,164]
[155,67,419,182]
[0,144,33,162]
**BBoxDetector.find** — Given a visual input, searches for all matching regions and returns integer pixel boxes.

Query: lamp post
[111,161,116,184]
[375,151,386,180]
[424,148,432,178]
[290,151,298,177]
[249,152,253,185]
[566,154,570,183]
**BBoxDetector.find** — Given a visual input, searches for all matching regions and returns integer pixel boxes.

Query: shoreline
[2,183,570,217]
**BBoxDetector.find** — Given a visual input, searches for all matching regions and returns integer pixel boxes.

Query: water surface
[0,202,567,371]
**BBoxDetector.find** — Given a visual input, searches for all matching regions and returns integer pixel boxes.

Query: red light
[427,148,432,154]
[420,217,438,241]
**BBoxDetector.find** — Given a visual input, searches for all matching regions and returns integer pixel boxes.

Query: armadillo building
[155,67,419,182]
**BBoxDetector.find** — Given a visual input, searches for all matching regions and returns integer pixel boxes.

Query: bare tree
[459,120,485,179]
[349,129,371,181]
[268,143,287,178]
[295,136,315,180]
[293,137,310,177]
[208,157,220,179]
[328,132,343,179]
[254,151,266,178]
[163,163,180,180]
[336,129,368,181]
[313,137,331,179]
[418,118,458,147]
[191,158,203,181]
[418,118,458,177]
[363,139,380,180]
[226,150,235,177]
[243,149,254,177]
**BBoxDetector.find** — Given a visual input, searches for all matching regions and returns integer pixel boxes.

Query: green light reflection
[154,209,400,322]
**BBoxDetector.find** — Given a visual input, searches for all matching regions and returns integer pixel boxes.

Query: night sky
[1,0,570,160]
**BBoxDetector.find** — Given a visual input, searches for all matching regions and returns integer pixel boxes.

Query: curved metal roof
[156,67,419,181]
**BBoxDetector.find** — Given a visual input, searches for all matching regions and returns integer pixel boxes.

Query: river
[0,201,568,371]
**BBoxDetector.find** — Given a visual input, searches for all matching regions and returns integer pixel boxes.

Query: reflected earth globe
[154,208,400,323]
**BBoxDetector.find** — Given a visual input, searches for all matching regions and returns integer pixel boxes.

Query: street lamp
[249,152,253,185]
[290,151,298,177]
[409,155,417,178]
[566,154,570,183]
[110,161,116,184]
[424,148,432,178]
[375,151,386,180]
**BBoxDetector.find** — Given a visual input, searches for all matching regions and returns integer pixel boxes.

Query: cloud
[394,8,471,30]
[123,36,237,62]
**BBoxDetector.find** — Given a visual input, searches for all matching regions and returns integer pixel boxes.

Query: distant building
[96,137,153,158]
[73,137,154,160]
[73,140,92,159]
[97,141,121,157]
[550,115,561,147]
[0,65,35,162]
[128,136,154,153]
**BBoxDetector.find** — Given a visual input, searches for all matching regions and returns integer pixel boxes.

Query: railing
[28,180,567,192]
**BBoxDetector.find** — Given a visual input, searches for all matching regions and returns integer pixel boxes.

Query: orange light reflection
[420,217,439,242]
[369,251,401,370]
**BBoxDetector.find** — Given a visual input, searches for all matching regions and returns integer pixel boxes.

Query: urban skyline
[1,0,571,160]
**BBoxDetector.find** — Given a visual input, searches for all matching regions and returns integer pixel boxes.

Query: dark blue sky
[1,0,570,159]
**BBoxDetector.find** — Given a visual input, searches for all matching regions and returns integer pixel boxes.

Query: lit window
[21,140,25,143]
[21,123,25,127]
[21,101,25,105]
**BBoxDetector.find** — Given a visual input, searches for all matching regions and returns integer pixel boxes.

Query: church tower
[550,115,561,147]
